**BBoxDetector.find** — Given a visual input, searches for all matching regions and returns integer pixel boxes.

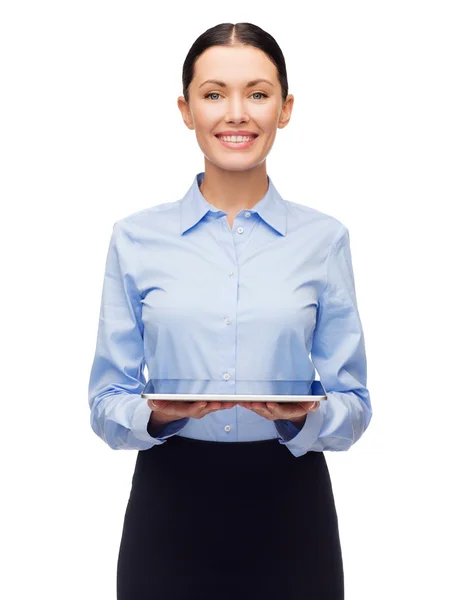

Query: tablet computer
[141,378,327,403]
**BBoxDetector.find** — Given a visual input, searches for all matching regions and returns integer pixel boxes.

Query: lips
[215,135,258,150]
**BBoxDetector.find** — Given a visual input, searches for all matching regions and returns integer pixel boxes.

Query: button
[223,373,230,380]
[237,227,244,234]
[224,425,231,432]
[244,212,251,218]
[225,318,232,325]
[228,271,234,276]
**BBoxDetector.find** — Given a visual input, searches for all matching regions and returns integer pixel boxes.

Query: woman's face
[178,44,294,172]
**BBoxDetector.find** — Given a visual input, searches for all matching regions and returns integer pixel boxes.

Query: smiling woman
[175,29,295,217]
[85,20,373,600]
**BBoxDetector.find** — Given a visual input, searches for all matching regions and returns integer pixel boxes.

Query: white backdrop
[1,1,465,598]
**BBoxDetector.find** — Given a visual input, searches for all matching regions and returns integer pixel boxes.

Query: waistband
[141,433,322,469]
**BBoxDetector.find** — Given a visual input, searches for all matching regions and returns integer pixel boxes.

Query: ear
[278,94,294,130]
[177,96,195,131]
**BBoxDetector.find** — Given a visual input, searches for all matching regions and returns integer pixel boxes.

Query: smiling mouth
[214,134,259,150]
[215,134,259,140]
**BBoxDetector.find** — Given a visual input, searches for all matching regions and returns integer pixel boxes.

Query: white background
[1,1,465,598]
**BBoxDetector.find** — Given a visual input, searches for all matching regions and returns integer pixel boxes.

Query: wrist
[288,415,306,428]
[147,412,174,437]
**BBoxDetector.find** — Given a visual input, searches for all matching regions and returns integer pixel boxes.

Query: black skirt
[117,435,344,600]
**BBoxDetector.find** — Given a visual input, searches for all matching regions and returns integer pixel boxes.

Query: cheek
[191,106,214,130]
[252,106,281,132]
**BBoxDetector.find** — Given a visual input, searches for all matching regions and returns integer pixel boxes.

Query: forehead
[193,45,277,83]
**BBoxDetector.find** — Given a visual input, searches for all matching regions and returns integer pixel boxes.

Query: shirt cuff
[276,409,325,458]
[274,419,302,441]
[131,397,188,445]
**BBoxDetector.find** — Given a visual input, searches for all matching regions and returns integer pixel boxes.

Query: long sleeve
[277,225,373,457]
[148,417,190,439]
[88,221,188,450]
[274,419,301,441]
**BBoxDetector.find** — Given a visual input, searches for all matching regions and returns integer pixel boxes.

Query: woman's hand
[237,400,320,422]
[147,399,237,426]
[147,399,319,428]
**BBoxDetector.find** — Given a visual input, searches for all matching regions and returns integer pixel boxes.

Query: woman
[88,22,372,600]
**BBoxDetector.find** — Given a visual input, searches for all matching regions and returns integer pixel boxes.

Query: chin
[206,157,262,173]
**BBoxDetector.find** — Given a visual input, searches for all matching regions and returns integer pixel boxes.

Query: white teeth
[218,135,255,143]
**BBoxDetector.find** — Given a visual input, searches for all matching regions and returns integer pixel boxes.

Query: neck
[199,163,269,213]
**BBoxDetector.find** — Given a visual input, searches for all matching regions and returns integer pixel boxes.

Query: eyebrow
[199,78,274,89]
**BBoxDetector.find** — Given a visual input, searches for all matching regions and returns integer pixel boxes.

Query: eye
[251,92,268,100]
[204,92,269,101]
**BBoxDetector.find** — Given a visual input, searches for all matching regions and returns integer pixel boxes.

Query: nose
[224,96,249,123]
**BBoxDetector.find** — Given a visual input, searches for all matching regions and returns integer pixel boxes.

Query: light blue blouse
[88,172,372,458]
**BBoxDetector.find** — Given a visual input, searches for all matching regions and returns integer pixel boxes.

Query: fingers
[147,399,320,426]
[148,399,171,412]
[299,401,320,412]
[148,399,237,420]
[235,400,320,421]
[197,401,237,415]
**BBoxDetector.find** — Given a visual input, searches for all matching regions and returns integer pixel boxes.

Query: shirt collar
[179,171,287,236]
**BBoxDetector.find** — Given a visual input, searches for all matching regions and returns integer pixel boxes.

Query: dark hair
[182,22,289,104]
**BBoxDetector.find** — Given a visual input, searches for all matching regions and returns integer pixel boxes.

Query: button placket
[215,216,241,438]
[221,249,238,387]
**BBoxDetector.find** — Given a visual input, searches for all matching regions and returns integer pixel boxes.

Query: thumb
[149,400,169,411]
